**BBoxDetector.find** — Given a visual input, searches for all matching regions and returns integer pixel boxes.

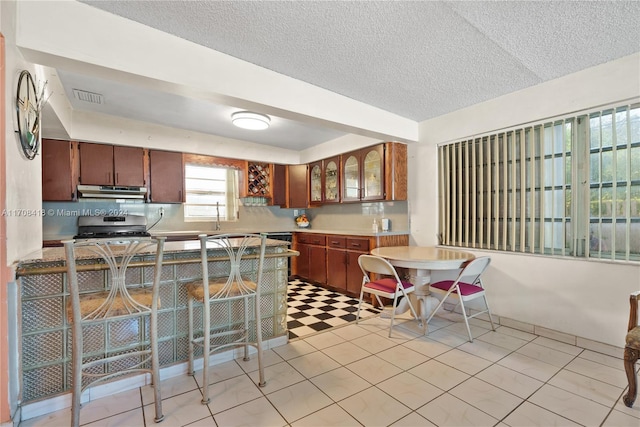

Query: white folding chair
[357,254,421,337]
[426,256,495,342]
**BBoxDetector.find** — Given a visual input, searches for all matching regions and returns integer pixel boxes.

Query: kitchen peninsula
[14,238,295,405]
[29,137,411,408]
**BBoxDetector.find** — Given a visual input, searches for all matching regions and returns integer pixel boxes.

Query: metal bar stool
[186,233,267,404]
[63,237,166,427]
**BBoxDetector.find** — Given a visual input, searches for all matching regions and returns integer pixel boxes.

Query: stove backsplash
[42,200,409,241]
[42,200,301,240]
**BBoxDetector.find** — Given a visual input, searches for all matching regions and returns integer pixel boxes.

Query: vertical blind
[438,103,639,261]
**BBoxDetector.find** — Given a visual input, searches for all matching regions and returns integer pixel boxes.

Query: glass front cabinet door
[362,147,383,200]
[341,144,385,202]
[309,161,322,204]
[342,154,360,202]
[323,156,340,203]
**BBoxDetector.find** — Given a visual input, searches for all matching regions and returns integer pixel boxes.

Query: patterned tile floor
[287,279,380,339]
[19,280,640,427]
[21,313,640,427]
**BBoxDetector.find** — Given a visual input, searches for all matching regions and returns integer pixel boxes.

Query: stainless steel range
[74,215,150,239]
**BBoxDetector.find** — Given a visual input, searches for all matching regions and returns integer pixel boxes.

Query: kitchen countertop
[41,229,410,249]
[289,228,408,237]
[19,238,295,265]
[148,228,408,238]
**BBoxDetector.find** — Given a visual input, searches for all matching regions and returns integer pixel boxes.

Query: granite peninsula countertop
[19,238,295,265]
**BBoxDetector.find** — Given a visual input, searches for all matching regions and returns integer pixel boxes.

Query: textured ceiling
[80,0,640,123]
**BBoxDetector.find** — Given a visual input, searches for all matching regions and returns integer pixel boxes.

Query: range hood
[77,184,147,199]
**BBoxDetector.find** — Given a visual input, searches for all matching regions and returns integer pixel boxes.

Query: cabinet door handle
[115,173,119,184]
[107,172,111,183]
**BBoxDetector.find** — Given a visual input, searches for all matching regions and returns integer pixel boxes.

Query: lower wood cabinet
[327,236,370,295]
[293,234,327,285]
[293,232,409,297]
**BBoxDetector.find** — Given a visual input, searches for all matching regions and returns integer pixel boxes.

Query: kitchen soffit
[57,70,345,151]
[55,1,640,150]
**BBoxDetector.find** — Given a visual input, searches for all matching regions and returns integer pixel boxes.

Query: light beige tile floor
[19,313,640,427]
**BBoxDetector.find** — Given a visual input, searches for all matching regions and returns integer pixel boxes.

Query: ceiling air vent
[73,89,104,104]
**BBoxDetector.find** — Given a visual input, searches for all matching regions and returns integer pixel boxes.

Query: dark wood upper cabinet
[309,156,341,205]
[341,142,406,202]
[42,139,75,201]
[272,164,287,207]
[384,142,407,201]
[288,164,309,208]
[113,146,145,186]
[79,142,114,185]
[342,144,384,202]
[78,143,144,186]
[323,155,341,204]
[309,160,322,205]
[149,150,184,203]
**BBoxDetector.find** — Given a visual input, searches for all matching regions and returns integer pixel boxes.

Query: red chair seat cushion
[364,278,414,293]
[430,280,483,296]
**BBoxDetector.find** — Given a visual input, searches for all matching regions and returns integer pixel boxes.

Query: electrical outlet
[159,207,165,217]
[293,209,299,217]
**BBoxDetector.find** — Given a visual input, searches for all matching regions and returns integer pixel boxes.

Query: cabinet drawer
[297,233,326,246]
[327,236,346,249]
[346,238,370,252]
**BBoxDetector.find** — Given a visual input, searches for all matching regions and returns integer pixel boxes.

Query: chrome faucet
[215,202,221,231]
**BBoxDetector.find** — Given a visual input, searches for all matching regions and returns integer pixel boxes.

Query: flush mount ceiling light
[231,111,271,130]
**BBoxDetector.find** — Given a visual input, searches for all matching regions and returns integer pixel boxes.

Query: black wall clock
[16,70,41,160]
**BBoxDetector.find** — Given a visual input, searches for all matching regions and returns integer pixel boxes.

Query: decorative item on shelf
[295,213,310,228]
[243,196,268,207]
[247,162,271,197]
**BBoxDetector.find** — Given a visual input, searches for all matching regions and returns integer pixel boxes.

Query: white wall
[411,54,640,347]
[1,1,44,422]
[2,0,42,264]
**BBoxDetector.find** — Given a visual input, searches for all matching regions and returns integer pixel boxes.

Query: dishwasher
[264,232,293,278]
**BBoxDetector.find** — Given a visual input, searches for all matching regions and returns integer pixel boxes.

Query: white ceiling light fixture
[231,111,271,130]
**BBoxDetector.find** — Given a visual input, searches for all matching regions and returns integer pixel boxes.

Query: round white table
[370,246,475,321]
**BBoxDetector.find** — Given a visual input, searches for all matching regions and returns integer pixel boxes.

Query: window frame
[438,101,640,263]
[182,154,243,223]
